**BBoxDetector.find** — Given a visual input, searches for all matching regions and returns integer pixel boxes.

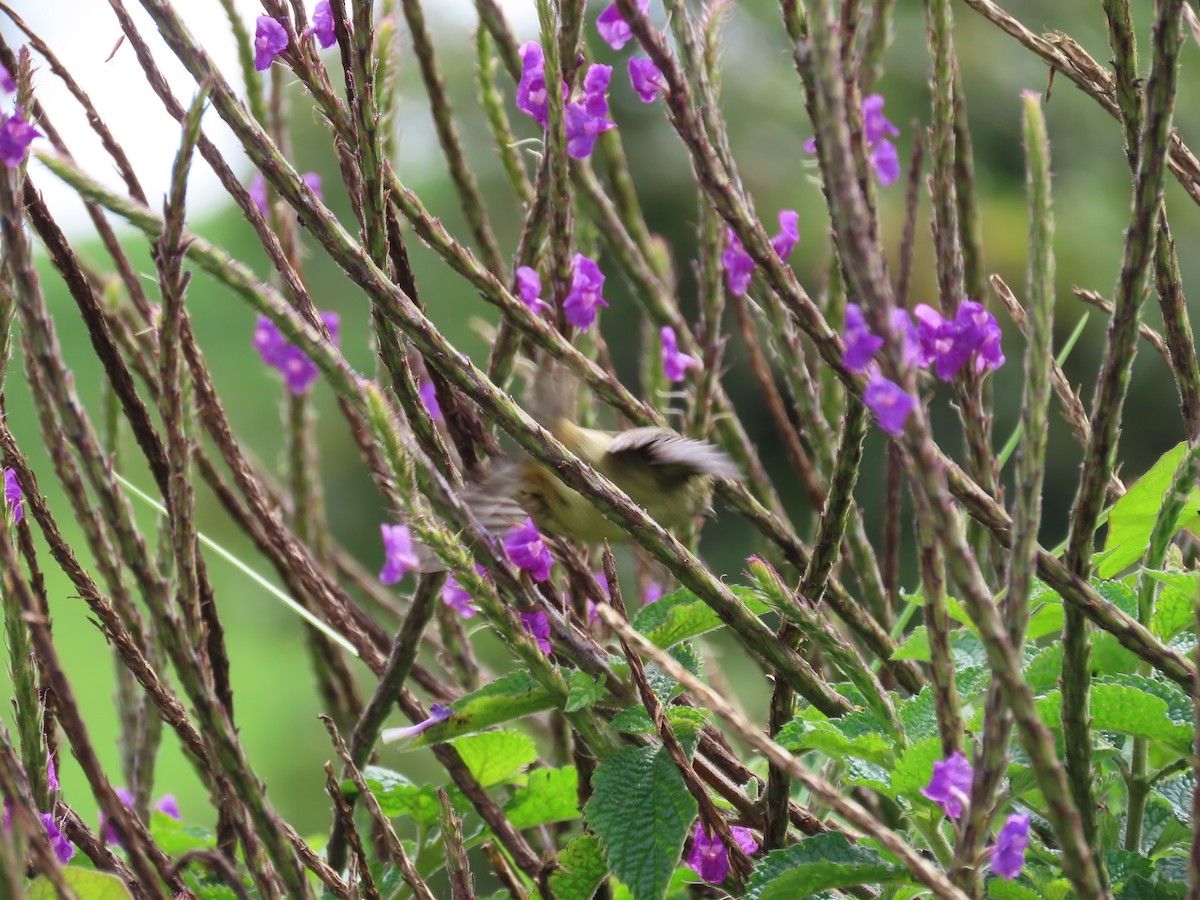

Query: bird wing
[605,427,742,479]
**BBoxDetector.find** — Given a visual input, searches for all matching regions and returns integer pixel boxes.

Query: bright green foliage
[505,766,581,827]
[744,834,908,899]
[361,766,443,827]
[406,671,557,746]
[586,746,698,900]
[1036,685,1193,754]
[551,833,610,900]
[565,670,607,711]
[453,730,538,787]
[28,870,134,899]
[631,587,771,648]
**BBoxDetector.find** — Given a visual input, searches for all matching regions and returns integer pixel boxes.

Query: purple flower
[920,750,973,818]
[912,301,1004,381]
[564,101,616,159]
[379,524,419,586]
[863,93,900,144]
[596,0,650,50]
[516,42,549,128]
[101,787,135,844]
[254,17,289,71]
[864,372,914,437]
[253,311,340,394]
[771,210,801,260]
[46,756,58,793]
[419,378,443,421]
[629,57,666,102]
[442,567,483,618]
[892,308,921,367]
[381,703,453,743]
[303,0,336,48]
[642,581,664,606]
[0,110,41,167]
[248,173,269,215]
[515,266,551,315]
[563,254,608,330]
[4,467,23,524]
[804,93,900,186]
[990,812,1030,880]
[841,304,884,372]
[686,822,759,884]
[520,610,552,655]
[155,795,181,820]
[720,229,755,297]
[871,139,901,186]
[302,171,323,201]
[0,66,14,93]
[504,518,553,582]
[40,813,73,864]
[582,64,613,119]
[660,326,700,383]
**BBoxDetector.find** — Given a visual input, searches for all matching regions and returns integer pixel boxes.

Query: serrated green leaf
[505,767,581,828]
[1116,873,1186,899]
[361,766,443,827]
[986,880,1043,899]
[776,719,893,768]
[891,737,943,805]
[1026,645,1063,692]
[454,730,538,787]
[405,671,557,747]
[1144,570,1200,640]
[891,626,930,662]
[631,587,771,649]
[1101,443,1200,579]
[565,671,607,712]
[1036,686,1192,754]
[149,813,216,855]
[28,869,134,899]
[744,834,908,899]
[586,746,697,900]
[1155,775,1194,828]
[1154,854,1189,884]
[551,833,610,900]
[1105,848,1156,886]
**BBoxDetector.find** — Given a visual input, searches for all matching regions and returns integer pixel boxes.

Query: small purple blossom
[442,567,483,618]
[516,42,549,128]
[686,822,759,884]
[101,787,136,844]
[628,57,667,102]
[563,254,608,330]
[0,111,41,167]
[40,813,73,864]
[720,229,755,297]
[381,703,453,743]
[0,66,14,94]
[515,266,551,315]
[871,139,901,186]
[582,65,613,119]
[920,750,973,818]
[419,378,443,422]
[248,173,269,215]
[303,0,336,48]
[379,523,420,586]
[863,93,900,145]
[302,171,323,201]
[913,301,1004,381]
[520,610,553,655]
[660,326,700,383]
[254,17,289,71]
[805,93,901,185]
[864,373,915,437]
[253,311,340,394]
[4,467,23,524]
[596,0,650,50]
[841,304,884,373]
[990,812,1030,880]
[643,581,664,606]
[155,795,181,820]
[771,210,801,260]
[892,308,921,367]
[504,518,553,582]
[564,102,616,160]
[46,756,58,793]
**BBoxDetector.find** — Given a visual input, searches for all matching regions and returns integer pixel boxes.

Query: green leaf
[608,705,709,739]
[1116,873,1186,899]
[744,834,909,899]
[632,587,771,649]
[149,813,216,855]
[1036,686,1193,754]
[987,881,1044,899]
[28,869,134,899]
[890,626,930,662]
[1154,775,1194,827]
[1144,570,1200,640]
[361,766,442,827]
[891,737,944,805]
[551,833,610,900]
[406,672,556,747]
[775,718,893,768]
[586,746,698,900]
[1101,443,1200,579]
[454,730,538,787]
[565,671,607,712]
[505,767,581,828]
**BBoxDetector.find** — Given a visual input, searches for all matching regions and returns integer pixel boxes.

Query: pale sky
[10,0,538,234]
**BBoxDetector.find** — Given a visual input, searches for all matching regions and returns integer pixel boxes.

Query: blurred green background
[6,0,1200,845]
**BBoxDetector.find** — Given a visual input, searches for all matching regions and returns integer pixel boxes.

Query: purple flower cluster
[841,299,1003,436]
[516,44,615,160]
[303,0,336,49]
[379,523,420,586]
[254,17,289,71]
[504,518,554,582]
[0,109,41,167]
[520,610,552,655]
[720,210,800,297]
[922,753,1031,880]
[686,821,759,884]
[515,266,551,316]
[564,254,608,330]
[660,326,699,383]
[4,466,23,524]
[253,310,340,395]
[805,94,900,185]
[441,566,484,618]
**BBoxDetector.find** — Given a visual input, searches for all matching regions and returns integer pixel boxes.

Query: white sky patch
[6,0,538,235]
